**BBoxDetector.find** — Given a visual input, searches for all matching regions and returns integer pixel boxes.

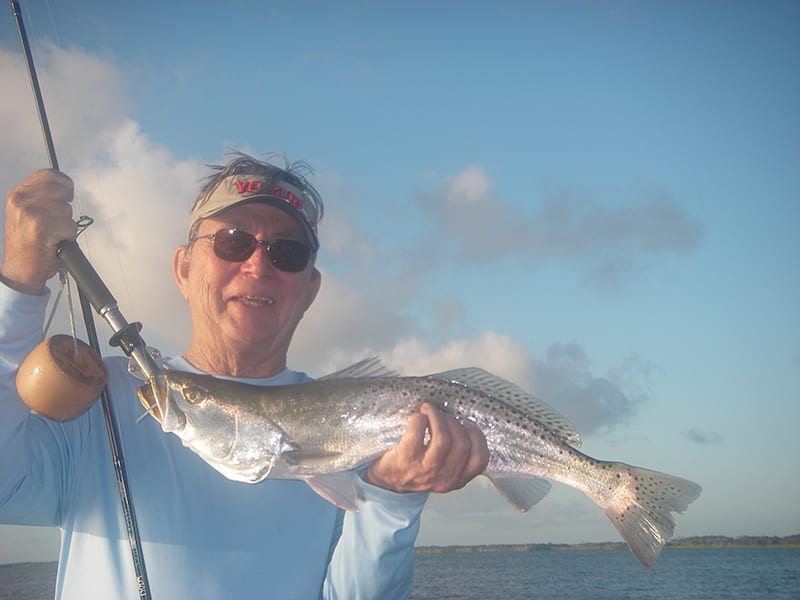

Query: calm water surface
[0,562,56,600]
[410,547,800,599]
[1,548,798,599]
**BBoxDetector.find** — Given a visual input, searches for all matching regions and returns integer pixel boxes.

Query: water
[1,548,798,599]
[0,562,56,600]
[410,548,800,600]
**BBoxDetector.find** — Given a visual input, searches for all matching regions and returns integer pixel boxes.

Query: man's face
[173,202,321,364]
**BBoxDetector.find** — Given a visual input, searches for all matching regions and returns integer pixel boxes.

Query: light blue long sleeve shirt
[0,284,427,599]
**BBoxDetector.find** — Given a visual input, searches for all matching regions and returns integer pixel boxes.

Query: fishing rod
[10,1,160,597]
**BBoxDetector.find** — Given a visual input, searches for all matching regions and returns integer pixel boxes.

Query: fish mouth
[137,377,164,422]
[136,374,186,430]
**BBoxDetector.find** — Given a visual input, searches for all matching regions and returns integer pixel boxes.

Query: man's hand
[364,403,490,493]
[1,169,77,294]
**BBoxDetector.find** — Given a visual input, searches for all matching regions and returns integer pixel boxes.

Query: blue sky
[1,1,798,563]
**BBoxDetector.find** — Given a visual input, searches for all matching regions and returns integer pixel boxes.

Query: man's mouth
[236,295,276,307]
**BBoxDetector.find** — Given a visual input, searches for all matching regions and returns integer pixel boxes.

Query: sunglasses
[192,228,312,272]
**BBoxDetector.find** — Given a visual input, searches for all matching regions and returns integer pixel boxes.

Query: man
[0,153,489,599]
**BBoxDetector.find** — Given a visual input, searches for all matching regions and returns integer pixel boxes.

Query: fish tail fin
[602,463,701,567]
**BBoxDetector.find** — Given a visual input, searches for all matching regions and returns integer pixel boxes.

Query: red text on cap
[235,181,304,211]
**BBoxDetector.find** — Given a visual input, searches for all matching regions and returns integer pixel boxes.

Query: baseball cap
[188,173,322,250]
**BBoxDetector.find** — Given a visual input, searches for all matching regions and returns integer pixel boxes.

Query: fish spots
[158,364,701,569]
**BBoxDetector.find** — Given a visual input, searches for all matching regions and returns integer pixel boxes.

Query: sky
[0,0,798,564]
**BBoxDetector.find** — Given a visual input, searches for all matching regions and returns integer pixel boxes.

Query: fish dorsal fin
[428,368,582,447]
[319,357,397,380]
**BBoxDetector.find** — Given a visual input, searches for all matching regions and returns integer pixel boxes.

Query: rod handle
[57,240,117,313]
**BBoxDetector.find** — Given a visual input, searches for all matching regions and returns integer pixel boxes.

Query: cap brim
[207,195,319,250]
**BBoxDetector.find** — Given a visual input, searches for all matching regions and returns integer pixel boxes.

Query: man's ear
[173,245,191,300]
[302,268,322,313]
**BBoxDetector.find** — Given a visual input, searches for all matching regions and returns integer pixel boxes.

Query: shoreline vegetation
[416,534,800,554]
[1,535,797,566]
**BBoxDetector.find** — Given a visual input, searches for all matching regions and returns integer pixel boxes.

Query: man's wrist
[0,269,47,295]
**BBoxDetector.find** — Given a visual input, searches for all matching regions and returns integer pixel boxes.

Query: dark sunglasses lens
[211,229,311,272]
[213,229,257,262]
[267,240,311,272]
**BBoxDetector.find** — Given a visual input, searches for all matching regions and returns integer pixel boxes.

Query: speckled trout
[137,358,701,567]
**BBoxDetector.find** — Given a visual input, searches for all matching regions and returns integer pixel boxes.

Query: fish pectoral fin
[485,472,552,512]
[282,449,344,467]
[306,472,365,512]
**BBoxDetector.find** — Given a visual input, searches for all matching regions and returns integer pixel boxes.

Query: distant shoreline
[416,534,800,554]
[2,535,798,565]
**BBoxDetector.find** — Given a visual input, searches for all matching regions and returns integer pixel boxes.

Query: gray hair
[188,151,324,242]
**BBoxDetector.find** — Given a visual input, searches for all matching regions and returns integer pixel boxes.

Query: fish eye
[183,386,209,405]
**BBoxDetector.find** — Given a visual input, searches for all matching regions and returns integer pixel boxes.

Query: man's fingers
[2,169,77,293]
[364,404,490,494]
[6,169,75,234]
[418,403,451,461]
[10,169,74,208]
[396,412,430,462]
[461,419,490,482]
[419,403,482,493]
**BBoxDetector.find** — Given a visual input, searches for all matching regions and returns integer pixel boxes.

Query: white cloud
[447,164,492,204]
[385,331,533,385]
[533,342,647,434]
[69,120,204,354]
[417,165,701,290]
[682,428,722,445]
[0,44,130,175]
[289,268,415,374]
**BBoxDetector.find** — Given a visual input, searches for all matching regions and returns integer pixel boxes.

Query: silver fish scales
[137,358,701,567]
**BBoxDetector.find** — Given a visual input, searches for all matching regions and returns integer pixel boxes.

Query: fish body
[137,358,701,567]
